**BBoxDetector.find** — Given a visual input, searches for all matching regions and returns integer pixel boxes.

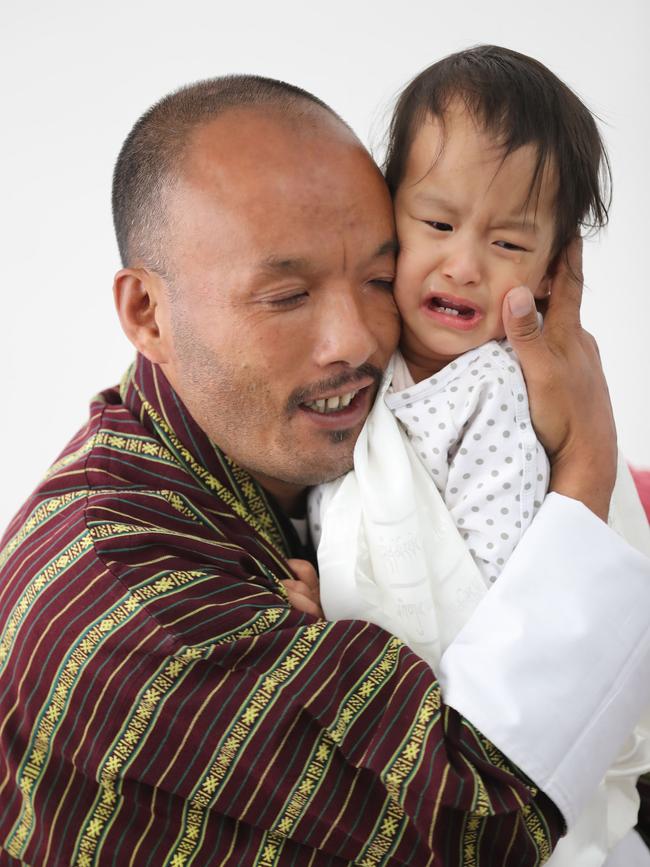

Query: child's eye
[494,240,527,252]
[426,221,453,232]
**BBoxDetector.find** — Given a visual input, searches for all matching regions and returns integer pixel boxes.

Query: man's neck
[242,467,307,518]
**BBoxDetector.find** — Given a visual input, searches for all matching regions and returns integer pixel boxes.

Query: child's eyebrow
[413,190,540,234]
[492,217,539,234]
[412,191,459,213]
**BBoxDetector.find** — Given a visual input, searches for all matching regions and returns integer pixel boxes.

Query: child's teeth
[438,306,459,316]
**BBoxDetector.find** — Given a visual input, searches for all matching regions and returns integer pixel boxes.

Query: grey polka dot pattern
[384,341,550,586]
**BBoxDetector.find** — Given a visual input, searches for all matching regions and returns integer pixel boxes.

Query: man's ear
[113,268,170,364]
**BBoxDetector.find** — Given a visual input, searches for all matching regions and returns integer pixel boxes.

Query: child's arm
[280,558,324,618]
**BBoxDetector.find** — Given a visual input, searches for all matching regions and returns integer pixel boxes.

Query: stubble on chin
[169,308,375,487]
[328,428,354,445]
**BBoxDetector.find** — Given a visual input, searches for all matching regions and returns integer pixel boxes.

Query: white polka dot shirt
[384,340,550,585]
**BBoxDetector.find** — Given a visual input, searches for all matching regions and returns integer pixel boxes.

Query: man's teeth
[305,390,358,413]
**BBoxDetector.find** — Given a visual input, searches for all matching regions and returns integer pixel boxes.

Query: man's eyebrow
[257,255,314,275]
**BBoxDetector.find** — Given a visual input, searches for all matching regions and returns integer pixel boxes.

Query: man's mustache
[287,362,383,412]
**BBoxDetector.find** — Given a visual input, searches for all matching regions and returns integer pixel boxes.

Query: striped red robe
[0,353,562,866]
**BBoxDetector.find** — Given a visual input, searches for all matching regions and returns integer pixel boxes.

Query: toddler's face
[393,102,556,377]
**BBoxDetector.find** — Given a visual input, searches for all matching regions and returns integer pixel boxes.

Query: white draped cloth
[312,356,650,867]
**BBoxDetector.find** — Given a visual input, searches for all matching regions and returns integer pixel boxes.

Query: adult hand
[502,237,616,521]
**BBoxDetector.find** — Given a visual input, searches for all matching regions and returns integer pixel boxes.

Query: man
[0,75,649,866]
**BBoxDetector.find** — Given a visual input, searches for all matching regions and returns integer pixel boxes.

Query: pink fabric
[631,467,650,521]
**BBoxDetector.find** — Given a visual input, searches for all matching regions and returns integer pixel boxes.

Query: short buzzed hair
[112,75,342,271]
[384,45,611,257]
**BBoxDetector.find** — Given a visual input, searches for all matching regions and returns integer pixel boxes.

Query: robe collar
[119,353,298,559]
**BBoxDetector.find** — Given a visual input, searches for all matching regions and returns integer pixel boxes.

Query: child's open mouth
[422,294,483,331]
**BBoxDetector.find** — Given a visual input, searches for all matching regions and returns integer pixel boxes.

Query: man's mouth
[289,365,381,431]
[296,382,375,431]
[303,389,360,414]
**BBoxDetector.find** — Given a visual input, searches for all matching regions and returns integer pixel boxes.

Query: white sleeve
[444,361,549,584]
[438,492,650,827]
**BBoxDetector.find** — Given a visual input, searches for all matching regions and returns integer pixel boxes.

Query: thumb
[502,285,544,349]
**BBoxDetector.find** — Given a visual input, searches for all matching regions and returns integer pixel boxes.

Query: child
[288,46,650,866]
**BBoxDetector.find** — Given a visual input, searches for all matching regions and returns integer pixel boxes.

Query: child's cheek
[394,246,426,297]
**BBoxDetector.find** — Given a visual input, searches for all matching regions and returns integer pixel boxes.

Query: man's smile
[297,380,375,429]
[303,387,360,413]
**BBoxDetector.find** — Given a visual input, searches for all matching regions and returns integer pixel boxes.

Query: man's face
[157,108,399,505]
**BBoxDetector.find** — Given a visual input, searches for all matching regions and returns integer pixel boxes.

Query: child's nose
[442,241,481,286]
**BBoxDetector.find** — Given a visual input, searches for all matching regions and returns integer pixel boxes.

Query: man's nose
[313,289,379,369]
[441,237,482,286]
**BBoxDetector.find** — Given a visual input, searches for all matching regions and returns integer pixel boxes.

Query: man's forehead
[183,105,360,176]
[255,238,398,276]
[172,112,385,234]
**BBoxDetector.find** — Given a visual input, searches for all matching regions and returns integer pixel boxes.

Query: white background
[1,0,648,532]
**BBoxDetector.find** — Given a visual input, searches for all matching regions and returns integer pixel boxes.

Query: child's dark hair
[384,45,611,257]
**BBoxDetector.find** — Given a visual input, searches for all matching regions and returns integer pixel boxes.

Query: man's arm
[3,484,649,867]
[0,528,564,866]
[440,491,650,827]
[440,236,650,826]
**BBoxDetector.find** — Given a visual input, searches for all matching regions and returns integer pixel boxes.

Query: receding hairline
[112,74,358,272]
[182,100,362,167]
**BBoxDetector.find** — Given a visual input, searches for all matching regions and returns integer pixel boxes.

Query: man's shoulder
[0,387,240,594]
[0,383,286,654]
[42,386,191,496]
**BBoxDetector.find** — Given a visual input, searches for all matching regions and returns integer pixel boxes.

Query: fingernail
[508,286,534,317]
